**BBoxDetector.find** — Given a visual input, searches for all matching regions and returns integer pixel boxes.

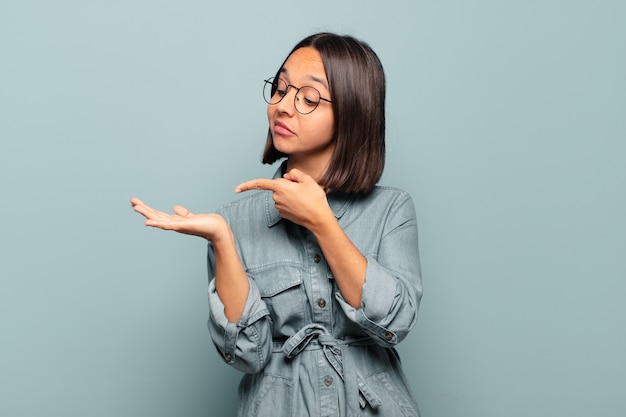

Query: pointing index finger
[235,178,279,193]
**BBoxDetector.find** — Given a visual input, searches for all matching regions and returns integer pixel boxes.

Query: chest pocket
[248,262,305,337]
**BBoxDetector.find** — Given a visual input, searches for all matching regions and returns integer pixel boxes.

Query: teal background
[1,1,624,416]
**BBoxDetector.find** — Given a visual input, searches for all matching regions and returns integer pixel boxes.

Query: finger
[132,200,167,220]
[173,205,191,216]
[144,218,175,229]
[132,204,157,219]
[130,197,157,214]
[283,168,308,183]
[235,178,280,193]
[130,197,146,207]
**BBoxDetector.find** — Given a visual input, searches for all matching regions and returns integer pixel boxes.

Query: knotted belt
[274,323,383,411]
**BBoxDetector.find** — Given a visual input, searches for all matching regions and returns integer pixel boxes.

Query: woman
[131,32,422,416]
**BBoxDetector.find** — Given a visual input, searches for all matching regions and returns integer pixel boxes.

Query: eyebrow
[279,68,329,90]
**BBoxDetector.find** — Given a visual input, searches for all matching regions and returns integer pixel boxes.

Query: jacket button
[313,254,321,263]
[317,298,327,308]
[224,353,233,362]
[384,332,394,341]
[324,376,333,386]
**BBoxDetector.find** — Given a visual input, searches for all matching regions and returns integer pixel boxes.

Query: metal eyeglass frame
[263,77,332,115]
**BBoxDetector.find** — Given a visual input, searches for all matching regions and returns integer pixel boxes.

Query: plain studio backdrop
[1,1,624,416]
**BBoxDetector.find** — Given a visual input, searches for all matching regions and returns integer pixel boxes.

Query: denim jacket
[206,164,422,417]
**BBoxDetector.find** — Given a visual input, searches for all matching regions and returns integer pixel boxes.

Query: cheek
[313,113,334,140]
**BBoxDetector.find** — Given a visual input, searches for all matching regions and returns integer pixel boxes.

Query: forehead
[281,47,328,88]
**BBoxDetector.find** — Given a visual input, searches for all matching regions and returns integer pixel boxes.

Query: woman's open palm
[130,197,228,241]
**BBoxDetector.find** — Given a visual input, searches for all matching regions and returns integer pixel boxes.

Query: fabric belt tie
[277,323,383,410]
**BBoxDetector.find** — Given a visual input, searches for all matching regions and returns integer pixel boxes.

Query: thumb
[173,205,191,216]
[283,168,309,183]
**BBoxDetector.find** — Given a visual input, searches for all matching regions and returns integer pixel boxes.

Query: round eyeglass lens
[263,77,283,105]
[295,87,321,114]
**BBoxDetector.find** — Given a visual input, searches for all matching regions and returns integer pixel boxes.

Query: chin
[272,137,293,154]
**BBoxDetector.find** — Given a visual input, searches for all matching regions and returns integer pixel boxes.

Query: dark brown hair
[262,32,386,194]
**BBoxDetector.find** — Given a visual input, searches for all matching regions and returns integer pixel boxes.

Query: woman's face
[267,47,335,170]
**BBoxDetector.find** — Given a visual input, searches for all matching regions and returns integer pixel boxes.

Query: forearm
[212,228,249,323]
[333,192,422,345]
[207,277,272,373]
[310,214,366,309]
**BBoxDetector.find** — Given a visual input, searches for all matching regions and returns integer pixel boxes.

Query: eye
[303,97,318,106]
[299,87,320,107]
[274,79,289,97]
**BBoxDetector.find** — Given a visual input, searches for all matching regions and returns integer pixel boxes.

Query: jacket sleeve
[335,191,422,347]
[206,242,273,374]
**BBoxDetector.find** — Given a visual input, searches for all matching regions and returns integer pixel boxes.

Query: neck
[285,141,335,184]
[286,155,331,185]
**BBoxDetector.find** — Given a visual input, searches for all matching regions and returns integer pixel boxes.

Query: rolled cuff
[207,276,270,371]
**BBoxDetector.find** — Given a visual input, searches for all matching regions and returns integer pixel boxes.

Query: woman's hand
[235,169,333,231]
[236,168,366,308]
[130,197,229,242]
[131,197,249,321]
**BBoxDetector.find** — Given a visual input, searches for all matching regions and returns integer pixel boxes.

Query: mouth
[274,120,295,136]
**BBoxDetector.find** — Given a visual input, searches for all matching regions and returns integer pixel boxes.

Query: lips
[274,120,295,136]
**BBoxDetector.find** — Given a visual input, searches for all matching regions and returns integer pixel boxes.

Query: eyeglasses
[263,77,332,115]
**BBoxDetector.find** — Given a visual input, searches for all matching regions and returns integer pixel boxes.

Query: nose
[275,86,297,115]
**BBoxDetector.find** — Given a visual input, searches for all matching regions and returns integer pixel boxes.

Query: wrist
[199,215,233,245]
[210,223,234,246]
[308,209,338,238]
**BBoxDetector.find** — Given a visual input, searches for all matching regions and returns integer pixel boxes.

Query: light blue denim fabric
[206,163,422,417]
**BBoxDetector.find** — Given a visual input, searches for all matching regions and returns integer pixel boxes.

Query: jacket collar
[265,161,354,228]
